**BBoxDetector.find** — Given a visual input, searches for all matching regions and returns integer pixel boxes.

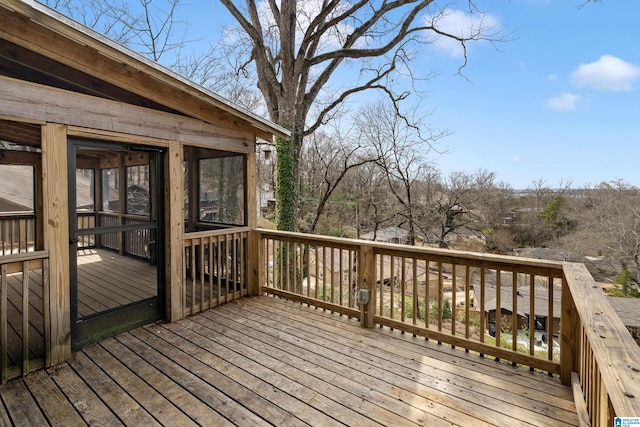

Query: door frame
[67,138,165,351]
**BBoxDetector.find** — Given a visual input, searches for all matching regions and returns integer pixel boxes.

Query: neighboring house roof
[513,248,568,262]
[0,164,33,210]
[1,0,290,142]
[605,297,640,328]
[482,285,562,319]
[360,226,408,243]
[0,166,110,211]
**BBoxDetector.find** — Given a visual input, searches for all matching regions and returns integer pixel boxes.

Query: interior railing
[0,250,49,384]
[257,229,640,427]
[0,212,36,256]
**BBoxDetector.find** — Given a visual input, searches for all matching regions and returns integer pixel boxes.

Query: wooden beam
[41,123,71,365]
[0,150,38,165]
[0,76,254,153]
[166,143,183,322]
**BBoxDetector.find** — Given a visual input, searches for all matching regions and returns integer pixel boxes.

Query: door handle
[69,237,78,244]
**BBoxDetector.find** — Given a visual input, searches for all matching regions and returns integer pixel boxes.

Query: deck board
[0,295,579,426]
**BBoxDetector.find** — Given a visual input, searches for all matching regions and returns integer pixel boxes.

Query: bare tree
[565,180,640,284]
[46,0,187,63]
[417,169,496,248]
[358,100,446,245]
[219,0,500,230]
[298,128,378,233]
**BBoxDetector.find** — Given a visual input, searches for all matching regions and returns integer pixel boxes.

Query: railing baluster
[207,236,213,308]
[1,263,7,384]
[464,266,470,351]
[389,255,395,320]
[400,256,406,324]
[479,267,485,352]
[495,269,501,355]
[339,248,344,307]
[547,275,554,362]
[21,260,29,376]
[511,270,517,364]
[529,274,535,359]
[437,262,443,336]
[199,239,205,308]
[412,257,418,327]
[424,258,430,331]
[43,259,50,368]
[378,253,384,319]
[452,262,457,340]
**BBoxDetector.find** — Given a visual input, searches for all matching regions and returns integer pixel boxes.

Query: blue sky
[174,0,639,190]
[426,1,640,189]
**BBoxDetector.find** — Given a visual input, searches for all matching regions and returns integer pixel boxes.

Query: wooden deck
[0,296,579,426]
[4,249,157,367]
[76,248,157,317]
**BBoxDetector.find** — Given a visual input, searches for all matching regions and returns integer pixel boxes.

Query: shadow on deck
[0,296,578,426]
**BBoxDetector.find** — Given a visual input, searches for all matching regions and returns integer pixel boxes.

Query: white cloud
[512,155,522,163]
[547,73,558,83]
[547,93,581,112]
[426,9,500,57]
[570,55,640,91]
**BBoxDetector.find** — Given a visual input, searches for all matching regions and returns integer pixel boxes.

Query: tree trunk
[274,132,297,231]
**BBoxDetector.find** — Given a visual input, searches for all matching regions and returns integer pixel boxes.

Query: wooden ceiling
[0,38,177,115]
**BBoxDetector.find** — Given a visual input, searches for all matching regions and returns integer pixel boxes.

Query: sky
[173,0,640,190]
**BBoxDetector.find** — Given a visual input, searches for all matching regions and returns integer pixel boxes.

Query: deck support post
[358,244,376,328]
[166,142,184,322]
[42,123,71,365]
[248,229,262,296]
[560,272,578,386]
[246,151,261,296]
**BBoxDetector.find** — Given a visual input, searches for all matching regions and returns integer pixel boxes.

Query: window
[101,168,119,212]
[199,155,245,225]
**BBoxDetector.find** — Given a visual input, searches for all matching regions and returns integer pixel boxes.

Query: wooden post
[358,244,376,328]
[166,142,184,322]
[560,274,577,386]
[42,123,71,365]
[246,151,260,296]
[117,155,126,255]
[246,150,257,229]
[248,230,262,296]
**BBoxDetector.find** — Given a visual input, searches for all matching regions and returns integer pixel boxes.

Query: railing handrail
[0,212,36,219]
[183,226,251,242]
[563,262,640,420]
[258,229,565,273]
[0,250,49,264]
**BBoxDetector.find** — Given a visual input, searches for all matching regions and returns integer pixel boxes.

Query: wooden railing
[0,251,49,384]
[182,227,250,316]
[562,263,640,426]
[257,229,640,427]
[0,212,36,256]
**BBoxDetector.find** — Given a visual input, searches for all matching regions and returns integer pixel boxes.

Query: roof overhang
[0,0,290,141]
